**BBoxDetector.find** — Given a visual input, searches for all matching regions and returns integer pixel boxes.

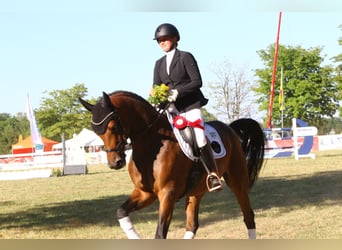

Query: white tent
[84,135,104,147]
[77,128,103,146]
[52,128,103,150]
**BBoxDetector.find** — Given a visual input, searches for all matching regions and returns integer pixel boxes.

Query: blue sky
[1,0,341,115]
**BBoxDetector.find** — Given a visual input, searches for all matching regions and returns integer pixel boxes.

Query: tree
[0,113,30,154]
[35,83,93,141]
[205,60,257,123]
[201,108,217,122]
[254,44,339,128]
[319,117,342,134]
[331,24,342,117]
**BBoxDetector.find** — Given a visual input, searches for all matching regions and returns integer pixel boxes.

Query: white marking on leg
[248,229,256,239]
[183,231,195,239]
[118,216,141,239]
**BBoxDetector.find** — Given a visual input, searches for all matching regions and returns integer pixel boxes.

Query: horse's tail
[229,118,266,188]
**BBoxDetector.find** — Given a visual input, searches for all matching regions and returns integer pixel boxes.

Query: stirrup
[206,173,222,192]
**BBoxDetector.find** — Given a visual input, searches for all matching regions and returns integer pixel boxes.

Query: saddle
[165,105,226,161]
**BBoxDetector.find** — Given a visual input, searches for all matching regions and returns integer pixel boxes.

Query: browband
[91,111,115,126]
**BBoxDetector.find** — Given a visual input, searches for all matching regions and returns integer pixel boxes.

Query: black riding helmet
[154,23,180,41]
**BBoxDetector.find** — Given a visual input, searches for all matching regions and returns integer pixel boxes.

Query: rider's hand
[168,89,178,102]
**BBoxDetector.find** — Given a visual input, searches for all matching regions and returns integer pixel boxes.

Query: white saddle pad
[166,109,226,161]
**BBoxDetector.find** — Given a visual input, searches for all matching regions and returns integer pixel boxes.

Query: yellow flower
[148,84,170,105]
[161,83,169,91]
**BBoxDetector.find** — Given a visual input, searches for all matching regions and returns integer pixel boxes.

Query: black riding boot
[200,142,222,192]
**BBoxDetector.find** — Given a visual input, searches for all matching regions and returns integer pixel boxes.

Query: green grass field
[0,150,341,239]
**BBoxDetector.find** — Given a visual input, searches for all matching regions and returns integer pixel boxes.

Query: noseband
[92,109,127,158]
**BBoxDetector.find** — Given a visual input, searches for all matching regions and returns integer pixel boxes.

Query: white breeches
[179,108,207,148]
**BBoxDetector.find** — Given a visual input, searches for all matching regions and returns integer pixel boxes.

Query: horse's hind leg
[117,188,156,239]
[223,173,256,239]
[183,194,204,239]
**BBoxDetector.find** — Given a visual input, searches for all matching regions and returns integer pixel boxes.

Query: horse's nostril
[116,159,126,168]
[108,163,116,169]
[108,159,126,170]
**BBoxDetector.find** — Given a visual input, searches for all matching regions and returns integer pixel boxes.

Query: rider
[152,23,222,192]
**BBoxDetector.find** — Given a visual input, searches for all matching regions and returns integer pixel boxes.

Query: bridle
[92,109,127,158]
[92,103,169,157]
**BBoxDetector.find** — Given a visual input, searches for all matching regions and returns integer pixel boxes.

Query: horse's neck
[120,104,161,140]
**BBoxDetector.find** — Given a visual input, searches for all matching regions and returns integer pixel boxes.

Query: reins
[96,102,171,153]
[143,103,170,131]
[128,102,171,142]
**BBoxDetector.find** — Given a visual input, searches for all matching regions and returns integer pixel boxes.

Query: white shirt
[166,48,176,75]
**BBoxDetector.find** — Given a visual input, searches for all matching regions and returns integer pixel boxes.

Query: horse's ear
[79,97,94,112]
[102,91,112,108]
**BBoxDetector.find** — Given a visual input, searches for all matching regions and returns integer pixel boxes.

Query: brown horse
[79,91,265,239]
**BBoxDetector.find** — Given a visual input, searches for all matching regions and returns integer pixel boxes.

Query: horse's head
[79,92,127,170]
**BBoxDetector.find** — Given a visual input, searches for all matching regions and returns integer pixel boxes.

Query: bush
[51,168,63,177]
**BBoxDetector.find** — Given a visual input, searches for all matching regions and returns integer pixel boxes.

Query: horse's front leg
[183,194,204,239]
[117,188,156,239]
[155,188,178,239]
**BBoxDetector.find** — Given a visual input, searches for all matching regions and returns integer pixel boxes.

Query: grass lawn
[0,150,341,239]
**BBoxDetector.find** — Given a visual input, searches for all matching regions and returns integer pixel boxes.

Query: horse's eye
[110,126,119,133]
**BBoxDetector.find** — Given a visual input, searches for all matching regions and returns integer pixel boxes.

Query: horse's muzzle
[108,158,126,170]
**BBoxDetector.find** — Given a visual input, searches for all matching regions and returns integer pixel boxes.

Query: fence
[0,151,63,180]
[1,132,340,180]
